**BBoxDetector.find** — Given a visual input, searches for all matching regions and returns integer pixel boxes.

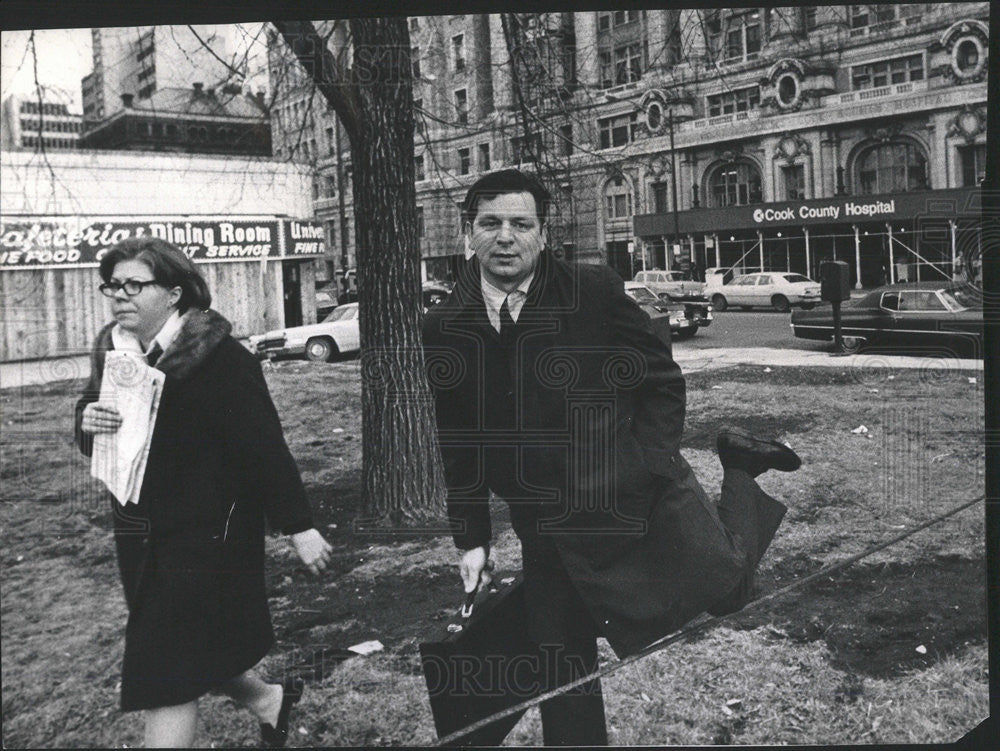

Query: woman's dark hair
[99,237,211,313]
[460,168,552,228]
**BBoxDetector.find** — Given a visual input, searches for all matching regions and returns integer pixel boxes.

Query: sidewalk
[0,346,982,391]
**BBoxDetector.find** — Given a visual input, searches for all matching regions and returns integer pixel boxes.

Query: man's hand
[81,402,123,434]
[291,528,333,575]
[459,545,490,593]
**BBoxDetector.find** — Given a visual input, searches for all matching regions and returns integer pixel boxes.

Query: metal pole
[854,222,862,289]
[758,230,764,271]
[950,220,958,280]
[887,223,895,284]
[714,233,721,268]
[335,117,349,293]
[804,227,811,279]
[668,109,681,272]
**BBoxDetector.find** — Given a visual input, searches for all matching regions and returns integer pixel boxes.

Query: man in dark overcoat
[422,169,801,746]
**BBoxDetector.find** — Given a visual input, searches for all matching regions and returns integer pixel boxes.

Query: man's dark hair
[460,168,552,227]
[99,237,212,312]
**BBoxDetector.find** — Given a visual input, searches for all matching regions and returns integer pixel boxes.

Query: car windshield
[944,285,981,310]
[322,305,357,323]
[783,274,811,283]
[627,287,658,303]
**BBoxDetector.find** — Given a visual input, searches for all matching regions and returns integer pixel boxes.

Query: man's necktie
[147,343,163,367]
[499,296,515,340]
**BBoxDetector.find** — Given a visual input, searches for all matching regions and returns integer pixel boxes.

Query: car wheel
[711,294,728,312]
[675,327,698,339]
[800,302,816,310]
[305,337,337,362]
[771,294,790,313]
[840,336,865,354]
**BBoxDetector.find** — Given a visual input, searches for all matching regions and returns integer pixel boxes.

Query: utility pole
[668,108,682,273]
[334,115,350,299]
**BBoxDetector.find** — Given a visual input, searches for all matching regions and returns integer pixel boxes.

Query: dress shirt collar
[481,271,535,332]
[111,309,184,364]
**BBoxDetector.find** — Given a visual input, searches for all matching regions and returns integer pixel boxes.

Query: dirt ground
[0,360,987,747]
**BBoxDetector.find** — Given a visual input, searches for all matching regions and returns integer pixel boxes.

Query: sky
[1,24,269,111]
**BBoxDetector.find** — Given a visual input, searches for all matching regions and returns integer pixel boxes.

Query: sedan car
[624,282,696,341]
[249,302,360,362]
[711,272,821,312]
[790,282,983,356]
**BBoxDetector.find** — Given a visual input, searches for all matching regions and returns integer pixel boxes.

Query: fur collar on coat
[90,309,233,383]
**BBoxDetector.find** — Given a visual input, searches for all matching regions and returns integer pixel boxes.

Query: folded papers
[91,351,165,506]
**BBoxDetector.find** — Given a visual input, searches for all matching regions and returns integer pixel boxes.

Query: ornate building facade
[268,5,988,289]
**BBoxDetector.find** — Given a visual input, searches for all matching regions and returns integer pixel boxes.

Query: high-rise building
[82,25,230,132]
[1,91,83,152]
[267,5,989,289]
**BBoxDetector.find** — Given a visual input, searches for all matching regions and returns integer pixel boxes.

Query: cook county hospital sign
[633,187,979,237]
[753,199,896,224]
[0,217,326,269]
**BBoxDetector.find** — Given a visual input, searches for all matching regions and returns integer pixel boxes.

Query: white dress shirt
[481,272,535,333]
[110,309,184,366]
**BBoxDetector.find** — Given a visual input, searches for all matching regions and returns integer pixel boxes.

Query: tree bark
[273,18,446,528]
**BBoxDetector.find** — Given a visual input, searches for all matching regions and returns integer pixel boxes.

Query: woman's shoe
[260,676,305,748]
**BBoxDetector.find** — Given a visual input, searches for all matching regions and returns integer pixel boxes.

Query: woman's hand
[81,402,123,434]
[291,528,333,575]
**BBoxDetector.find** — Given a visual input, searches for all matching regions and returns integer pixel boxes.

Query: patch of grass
[0,362,986,747]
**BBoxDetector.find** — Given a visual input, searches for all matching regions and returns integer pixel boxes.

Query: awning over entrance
[633,187,980,238]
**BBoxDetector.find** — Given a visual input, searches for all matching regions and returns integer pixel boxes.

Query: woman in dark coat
[76,237,333,747]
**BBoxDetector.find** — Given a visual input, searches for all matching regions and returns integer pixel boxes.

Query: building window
[415,154,425,181]
[599,43,643,88]
[416,206,425,237]
[706,86,760,117]
[849,4,908,31]
[709,162,763,207]
[458,147,471,175]
[598,10,639,30]
[959,144,986,187]
[138,83,154,99]
[651,181,668,214]
[478,142,491,171]
[559,124,573,156]
[411,46,421,79]
[856,142,928,194]
[604,178,633,220]
[598,113,637,149]
[851,54,924,90]
[510,133,541,164]
[707,9,761,64]
[454,89,468,124]
[452,34,465,72]
[326,126,335,154]
[804,7,818,29]
[409,17,419,32]
[782,164,805,200]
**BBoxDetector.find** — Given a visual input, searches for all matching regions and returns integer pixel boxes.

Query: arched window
[709,162,762,207]
[603,177,633,220]
[855,142,928,194]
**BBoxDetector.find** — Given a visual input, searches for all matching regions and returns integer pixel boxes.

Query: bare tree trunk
[273,18,446,527]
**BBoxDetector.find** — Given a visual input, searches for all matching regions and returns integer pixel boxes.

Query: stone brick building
[267,5,988,289]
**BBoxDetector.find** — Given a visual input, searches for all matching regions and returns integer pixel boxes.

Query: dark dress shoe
[717,427,801,478]
[260,676,305,748]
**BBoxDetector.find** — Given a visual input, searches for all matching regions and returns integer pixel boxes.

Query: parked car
[790,281,983,356]
[633,269,706,301]
[703,266,736,299]
[314,284,340,318]
[711,272,821,312]
[624,282,697,340]
[422,282,452,312]
[248,302,360,362]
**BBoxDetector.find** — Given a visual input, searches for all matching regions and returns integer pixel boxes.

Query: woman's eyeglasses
[99,279,163,298]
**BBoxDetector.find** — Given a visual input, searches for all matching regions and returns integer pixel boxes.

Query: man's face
[467,191,545,292]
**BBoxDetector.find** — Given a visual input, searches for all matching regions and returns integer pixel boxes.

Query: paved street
[678,309,827,353]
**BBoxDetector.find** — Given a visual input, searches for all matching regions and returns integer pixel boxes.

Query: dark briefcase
[419,572,541,746]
